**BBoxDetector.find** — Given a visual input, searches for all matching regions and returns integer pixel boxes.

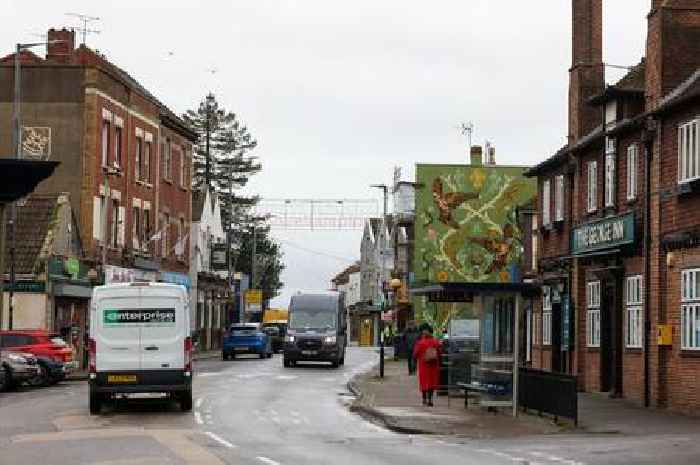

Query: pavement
[349,357,562,438]
[2,346,700,464]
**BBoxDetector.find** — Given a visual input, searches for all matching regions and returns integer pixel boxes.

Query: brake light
[184,336,193,373]
[88,338,96,373]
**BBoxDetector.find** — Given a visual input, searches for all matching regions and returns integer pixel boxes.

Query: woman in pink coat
[413,324,442,406]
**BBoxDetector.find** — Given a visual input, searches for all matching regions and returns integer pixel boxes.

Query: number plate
[107,374,137,383]
[302,350,318,355]
[234,347,249,352]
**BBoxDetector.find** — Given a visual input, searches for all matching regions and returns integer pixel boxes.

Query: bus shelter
[411,282,538,416]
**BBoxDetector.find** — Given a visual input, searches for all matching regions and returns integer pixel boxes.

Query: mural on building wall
[414,164,536,285]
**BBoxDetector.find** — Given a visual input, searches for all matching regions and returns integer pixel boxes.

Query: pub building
[527,0,700,413]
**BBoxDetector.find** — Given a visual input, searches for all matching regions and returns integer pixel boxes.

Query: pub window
[554,175,564,222]
[627,144,638,200]
[681,269,700,350]
[542,180,551,226]
[542,286,552,346]
[605,138,615,208]
[587,161,597,213]
[587,281,601,347]
[626,275,643,348]
[678,120,700,184]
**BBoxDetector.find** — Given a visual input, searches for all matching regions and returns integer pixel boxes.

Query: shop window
[681,269,700,350]
[627,144,638,200]
[678,120,700,184]
[626,275,643,348]
[587,281,601,347]
[542,180,551,226]
[542,286,552,346]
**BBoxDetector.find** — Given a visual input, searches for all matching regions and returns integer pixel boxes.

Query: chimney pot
[470,146,483,166]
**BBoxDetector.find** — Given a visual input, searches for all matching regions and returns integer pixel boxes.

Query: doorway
[600,279,622,395]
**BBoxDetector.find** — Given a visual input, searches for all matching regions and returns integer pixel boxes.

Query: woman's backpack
[424,346,438,363]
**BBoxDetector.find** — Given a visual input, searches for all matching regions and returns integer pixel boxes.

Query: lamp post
[371,184,388,377]
[8,40,63,329]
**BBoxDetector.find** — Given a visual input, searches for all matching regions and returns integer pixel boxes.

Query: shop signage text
[572,212,634,255]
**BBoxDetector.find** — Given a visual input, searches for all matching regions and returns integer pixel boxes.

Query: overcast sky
[4,1,650,306]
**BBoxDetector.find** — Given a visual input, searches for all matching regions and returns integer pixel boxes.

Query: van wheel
[180,389,193,412]
[89,391,102,415]
[283,358,291,368]
[259,352,265,360]
[0,368,10,391]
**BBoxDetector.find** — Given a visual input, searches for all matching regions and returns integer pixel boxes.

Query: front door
[551,301,562,372]
[600,280,622,394]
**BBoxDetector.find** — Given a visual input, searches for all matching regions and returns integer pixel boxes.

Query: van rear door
[139,295,185,371]
[96,294,142,372]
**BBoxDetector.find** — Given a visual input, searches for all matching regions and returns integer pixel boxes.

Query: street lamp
[8,40,64,329]
[370,184,389,377]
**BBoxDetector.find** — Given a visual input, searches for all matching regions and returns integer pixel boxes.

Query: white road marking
[276,375,297,380]
[257,457,281,465]
[194,411,204,425]
[205,414,213,424]
[195,398,204,409]
[205,431,237,449]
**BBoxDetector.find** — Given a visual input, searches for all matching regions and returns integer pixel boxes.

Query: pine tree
[183,94,283,301]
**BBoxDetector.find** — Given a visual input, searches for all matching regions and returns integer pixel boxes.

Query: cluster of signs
[104,265,191,290]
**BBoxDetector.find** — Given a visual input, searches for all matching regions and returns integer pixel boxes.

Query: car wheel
[27,365,49,387]
[180,389,193,412]
[89,391,102,415]
[222,352,229,361]
[259,351,265,360]
[339,356,345,366]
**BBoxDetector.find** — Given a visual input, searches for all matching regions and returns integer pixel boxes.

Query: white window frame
[681,268,700,350]
[587,161,597,213]
[678,119,700,184]
[587,281,601,347]
[554,175,564,222]
[542,180,551,226]
[135,136,143,182]
[180,146,186,187]
[627,144,638,200]
[626,275,643,348]
[101,119,110,167]
[542,286,552,346]
[605,151,616,208]
[114,124,123,169]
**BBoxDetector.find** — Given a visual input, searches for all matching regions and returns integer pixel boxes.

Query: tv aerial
[66,13,101,45]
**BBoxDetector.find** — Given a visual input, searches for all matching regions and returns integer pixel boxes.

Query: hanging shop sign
[211,243,228,271]
[571,212,634,255]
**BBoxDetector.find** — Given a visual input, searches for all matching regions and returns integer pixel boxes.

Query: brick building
[526,0,700,413]
[0,28,196,289]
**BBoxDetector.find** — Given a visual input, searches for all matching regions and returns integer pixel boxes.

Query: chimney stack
[645,0,700,110]
[470,146,483,166]
[486,146,496,165]
[568,0,604,143]
[46,28,75,63]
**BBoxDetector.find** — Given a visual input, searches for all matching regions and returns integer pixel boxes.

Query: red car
[0,330,76,369]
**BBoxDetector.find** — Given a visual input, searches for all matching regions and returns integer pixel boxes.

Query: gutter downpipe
[642,120,653,408]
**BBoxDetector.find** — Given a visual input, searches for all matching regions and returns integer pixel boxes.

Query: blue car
[222,323,273,360]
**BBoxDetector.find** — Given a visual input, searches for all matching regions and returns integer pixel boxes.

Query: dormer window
[605,137,616,208]
[678,119,700,184]
[605,101,617,128]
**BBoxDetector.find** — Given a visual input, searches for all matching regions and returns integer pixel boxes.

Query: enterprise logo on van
[104,309,176,325]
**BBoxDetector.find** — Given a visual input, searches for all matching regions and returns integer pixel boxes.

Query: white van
[88,282,193,414]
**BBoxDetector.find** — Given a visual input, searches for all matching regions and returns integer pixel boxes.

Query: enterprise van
[88,282,193,414]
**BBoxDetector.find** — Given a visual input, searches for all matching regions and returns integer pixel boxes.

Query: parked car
[0,330,76,372]
[223,323,273,360]
[262,324,285,353]
[26,356,67,387]
[0,350,40,390]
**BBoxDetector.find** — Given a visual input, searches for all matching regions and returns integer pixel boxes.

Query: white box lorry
[88,282,193,414]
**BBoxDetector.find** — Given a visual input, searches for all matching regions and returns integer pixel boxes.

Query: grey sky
[4,1,649,306]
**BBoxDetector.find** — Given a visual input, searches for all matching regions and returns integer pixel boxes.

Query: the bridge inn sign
[571,212,635,255]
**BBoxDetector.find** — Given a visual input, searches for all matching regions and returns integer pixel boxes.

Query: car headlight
[285,335,295,343]
[324,336,337,344]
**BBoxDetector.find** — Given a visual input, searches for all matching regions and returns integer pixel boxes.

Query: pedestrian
[413,323,441,406]
[404,323,419,375]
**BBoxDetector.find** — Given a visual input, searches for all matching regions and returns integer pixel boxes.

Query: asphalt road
[0,347,699,465]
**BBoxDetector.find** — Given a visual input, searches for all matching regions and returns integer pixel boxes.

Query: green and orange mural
[414,163,536,285]
[412,163,536,328]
